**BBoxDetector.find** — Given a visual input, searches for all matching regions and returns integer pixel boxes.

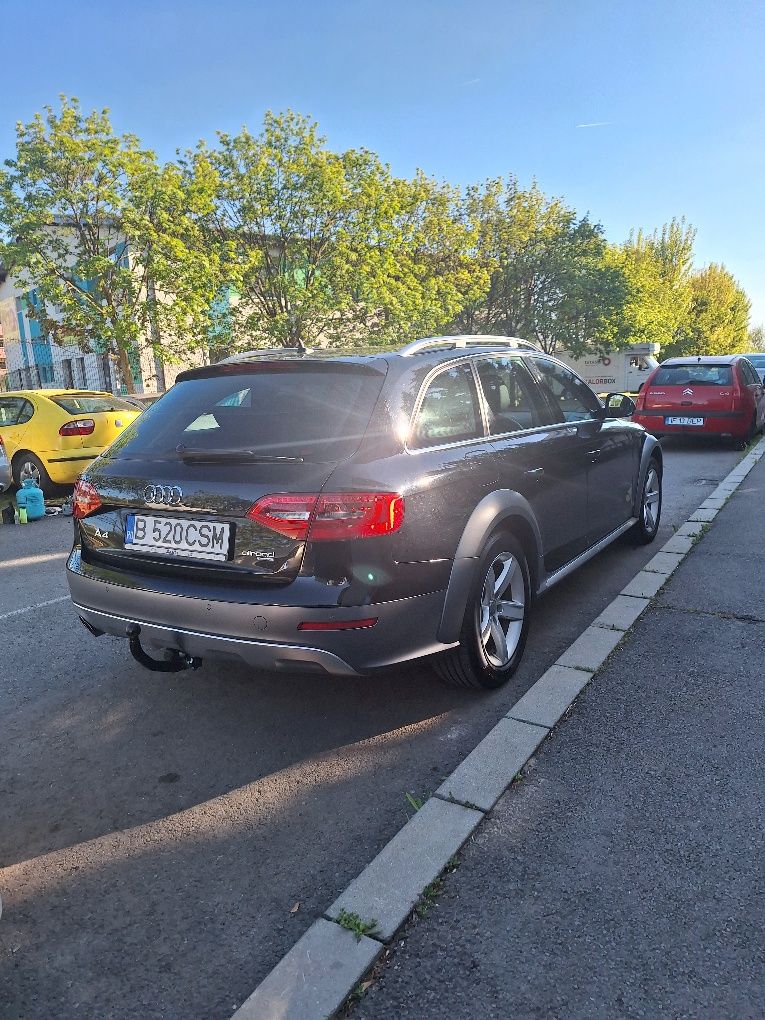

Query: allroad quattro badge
[143,484,183,506]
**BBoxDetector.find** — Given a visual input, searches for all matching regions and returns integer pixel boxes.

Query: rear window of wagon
[110,363,387,462]
[653,365,732,386]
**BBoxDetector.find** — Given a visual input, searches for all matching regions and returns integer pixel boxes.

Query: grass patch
[335,909,380,942]
[414,855,461,918]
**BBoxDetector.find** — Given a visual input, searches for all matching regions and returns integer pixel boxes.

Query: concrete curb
[231,436,765,1020]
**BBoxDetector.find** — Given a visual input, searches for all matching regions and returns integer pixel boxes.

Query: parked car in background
[555,342,660,395]
[125,393,162,411]
[67,336,662,690]
[0,435,11,492]
[742,352,765,384]
[0,390,142,495]
[632,355,765,447]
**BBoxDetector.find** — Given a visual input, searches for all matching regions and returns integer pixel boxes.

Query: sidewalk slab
[233,919,382,1020]
[675,521,705,538]
[326,797,483,942]
[642,550,684,575]
[506,664,592,729]
[555,626,622,672]
[435,718,547,812]
[591,594,650,631]
[688,507,718,522]
[620,570,668,598]
[659,534,694,556]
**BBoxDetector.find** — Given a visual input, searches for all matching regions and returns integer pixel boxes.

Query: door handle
[587,449,601,462]
[525,467,544,479]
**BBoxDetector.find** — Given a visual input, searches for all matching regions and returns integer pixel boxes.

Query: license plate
[665,416,704,426]
[125,514,232,561]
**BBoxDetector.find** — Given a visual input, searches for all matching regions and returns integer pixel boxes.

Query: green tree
[454,178,628,355]
[670,263,750,357]
[194,111,484,351]
[747,324,764,350]
[0,97,220,392]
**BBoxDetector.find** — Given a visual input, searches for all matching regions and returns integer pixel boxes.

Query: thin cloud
[461,77,481,86]
[576,121,611,129]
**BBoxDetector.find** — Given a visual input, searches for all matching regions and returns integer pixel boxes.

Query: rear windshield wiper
[176,446,304,464]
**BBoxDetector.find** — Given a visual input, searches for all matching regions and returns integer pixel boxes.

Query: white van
[555,343,660,395]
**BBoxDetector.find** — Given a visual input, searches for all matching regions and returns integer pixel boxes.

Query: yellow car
[0,389,142,495]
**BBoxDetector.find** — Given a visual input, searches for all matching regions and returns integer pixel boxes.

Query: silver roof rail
[398,335,540,356]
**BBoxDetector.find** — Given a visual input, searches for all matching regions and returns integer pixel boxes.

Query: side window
[474,357,542,435]
[529,357,601,424]
[17,400,35,424]
[741,361,758,386]
[0,397,27,426]
[411,363,482,449]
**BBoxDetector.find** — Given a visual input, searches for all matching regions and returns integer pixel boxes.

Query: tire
[12,452,55,497]
[733,417,755,451]
[631,457,662,545]
[433,534,531,689]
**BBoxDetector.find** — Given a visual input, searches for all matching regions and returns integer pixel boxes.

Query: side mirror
[603,393,636,419]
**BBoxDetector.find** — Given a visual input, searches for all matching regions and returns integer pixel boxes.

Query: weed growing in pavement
[691,522,712,547]
[335,909,380,942]
[414,855,461,918]
[347,979,374,1005]
[405,791,424,812]
[415,877,444,917]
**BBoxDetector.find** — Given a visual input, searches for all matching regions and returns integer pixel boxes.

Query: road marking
[0,551,69,570]
[0,595,70,621]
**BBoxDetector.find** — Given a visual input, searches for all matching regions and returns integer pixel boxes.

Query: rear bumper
[66,548,454,676]
[44,452,96,484]
[633,411,748,437]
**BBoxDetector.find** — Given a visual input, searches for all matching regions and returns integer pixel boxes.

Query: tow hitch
[126,623,202,673]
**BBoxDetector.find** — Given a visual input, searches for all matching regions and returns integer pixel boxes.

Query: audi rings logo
[143,484,183,506]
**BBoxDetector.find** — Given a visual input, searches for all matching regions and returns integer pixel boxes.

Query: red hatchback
[633,356,765,447]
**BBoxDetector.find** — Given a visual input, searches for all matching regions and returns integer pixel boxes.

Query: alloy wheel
[19,460,42,486]
[478,552,526,669]
[642,466,660,533]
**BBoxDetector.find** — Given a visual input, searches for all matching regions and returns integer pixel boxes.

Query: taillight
[246,492,405,542]
[634,389,647,412]
[311,493,404,541]
[60,418,95,436]
[246,494,319,541]
[73,478,102,518]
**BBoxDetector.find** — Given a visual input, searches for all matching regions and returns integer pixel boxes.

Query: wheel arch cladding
[633,436,663,517]
[437,490,543,644]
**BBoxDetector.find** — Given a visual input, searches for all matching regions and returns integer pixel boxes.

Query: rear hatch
[49,392,141,448]
[643,363,735,417]
[78,360,387,584]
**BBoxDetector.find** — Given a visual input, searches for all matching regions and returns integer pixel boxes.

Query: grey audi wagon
[66,336,662,689]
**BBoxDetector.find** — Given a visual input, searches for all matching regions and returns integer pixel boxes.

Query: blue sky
[2,0,763,326]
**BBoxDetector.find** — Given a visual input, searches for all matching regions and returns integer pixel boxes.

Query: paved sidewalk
[356,455,765,1020]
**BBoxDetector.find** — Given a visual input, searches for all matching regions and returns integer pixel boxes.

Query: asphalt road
[0,438,745,1019]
